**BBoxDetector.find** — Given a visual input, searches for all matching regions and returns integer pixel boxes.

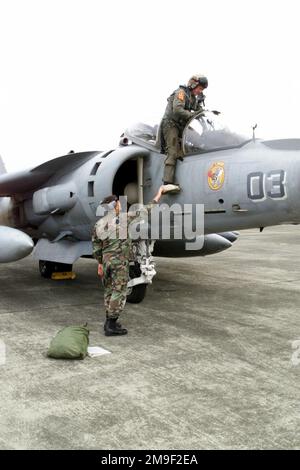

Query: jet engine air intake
[124,182,139,205]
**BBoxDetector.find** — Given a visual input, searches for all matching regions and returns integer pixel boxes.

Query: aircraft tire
[127,283,147,304]
[127,263,147,303]
[39,260,73,279]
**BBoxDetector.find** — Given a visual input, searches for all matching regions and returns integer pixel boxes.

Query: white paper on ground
[87,346,111,358]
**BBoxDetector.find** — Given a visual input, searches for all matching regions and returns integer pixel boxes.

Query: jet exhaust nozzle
[0,226,34,263]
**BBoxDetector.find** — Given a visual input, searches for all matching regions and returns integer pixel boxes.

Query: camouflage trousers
[102,258,129,320]
[161,120,183,184]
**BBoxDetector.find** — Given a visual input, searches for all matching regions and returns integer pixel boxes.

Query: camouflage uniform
[92,202,157,320]
[161,86,204,183]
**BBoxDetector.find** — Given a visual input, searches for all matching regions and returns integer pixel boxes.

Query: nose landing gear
[127,240,156,303]
[39,260,73,279]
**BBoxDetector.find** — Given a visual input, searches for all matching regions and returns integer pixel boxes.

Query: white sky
[0,0,299,172]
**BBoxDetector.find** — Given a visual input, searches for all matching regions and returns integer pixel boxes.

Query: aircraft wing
[0,151,99,197]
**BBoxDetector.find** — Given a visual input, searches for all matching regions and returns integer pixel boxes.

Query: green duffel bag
[47,325,89,359]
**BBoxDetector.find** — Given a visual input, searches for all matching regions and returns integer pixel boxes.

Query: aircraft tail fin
[0,155,6,175]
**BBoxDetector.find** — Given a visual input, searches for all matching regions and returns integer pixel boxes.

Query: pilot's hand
[212,110,221,115]
[98,264,104,278]
[193,110,204,118]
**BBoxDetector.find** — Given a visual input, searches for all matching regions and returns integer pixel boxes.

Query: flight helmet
[188,74,208,90]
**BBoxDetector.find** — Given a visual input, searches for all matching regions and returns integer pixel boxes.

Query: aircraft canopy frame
[124,112,251,156]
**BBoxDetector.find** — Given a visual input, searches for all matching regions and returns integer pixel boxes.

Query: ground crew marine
[161,74,208,192]
[92,187,165,336]
[93,208,132,324]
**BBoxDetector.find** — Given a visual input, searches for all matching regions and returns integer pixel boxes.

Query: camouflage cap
[188,74,208,90]
[96,195,118,216]
[100,195,118,205]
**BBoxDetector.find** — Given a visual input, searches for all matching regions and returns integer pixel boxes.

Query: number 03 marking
[247,170,286,201]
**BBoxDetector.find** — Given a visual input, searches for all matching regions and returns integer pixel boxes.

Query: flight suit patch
[177,90,185,102]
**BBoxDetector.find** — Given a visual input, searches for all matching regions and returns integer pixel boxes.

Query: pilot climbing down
[92,186,166,336]
[161,74,208,193]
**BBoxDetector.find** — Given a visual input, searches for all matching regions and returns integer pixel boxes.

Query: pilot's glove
[196,92,205,105]
[211,110,221,115]
[193,109,204,118]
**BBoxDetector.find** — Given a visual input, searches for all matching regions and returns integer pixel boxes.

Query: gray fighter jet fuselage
[0,112,300,299]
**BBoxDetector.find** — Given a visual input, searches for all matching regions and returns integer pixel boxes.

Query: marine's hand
[98,264,104,278]
[160,185,169,194]
[152,185,164,200]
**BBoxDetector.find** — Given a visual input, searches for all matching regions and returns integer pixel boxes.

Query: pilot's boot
[163,163,181,193]
[162,183,181,194]
[104,317,128,336]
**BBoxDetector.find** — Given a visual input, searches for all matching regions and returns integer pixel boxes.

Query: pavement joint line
[0,302,103,315]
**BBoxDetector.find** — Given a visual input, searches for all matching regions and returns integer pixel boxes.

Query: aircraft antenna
[252,123,257,141]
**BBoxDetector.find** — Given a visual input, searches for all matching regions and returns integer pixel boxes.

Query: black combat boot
[103,316,122,331]
[104,318,128,336]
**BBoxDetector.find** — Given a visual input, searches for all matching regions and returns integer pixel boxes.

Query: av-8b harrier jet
[0,112,299,302]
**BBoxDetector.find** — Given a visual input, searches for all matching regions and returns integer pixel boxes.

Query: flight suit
[92,202,157,320]
[161,86,204,184]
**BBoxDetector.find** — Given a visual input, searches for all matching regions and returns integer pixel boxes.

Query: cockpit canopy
[124,112,250,155]
[183,112,249,153]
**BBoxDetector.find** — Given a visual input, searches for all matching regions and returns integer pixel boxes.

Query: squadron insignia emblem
[207,162,225,190]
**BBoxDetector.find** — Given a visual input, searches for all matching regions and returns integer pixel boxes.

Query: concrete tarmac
[0,226,300,450]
